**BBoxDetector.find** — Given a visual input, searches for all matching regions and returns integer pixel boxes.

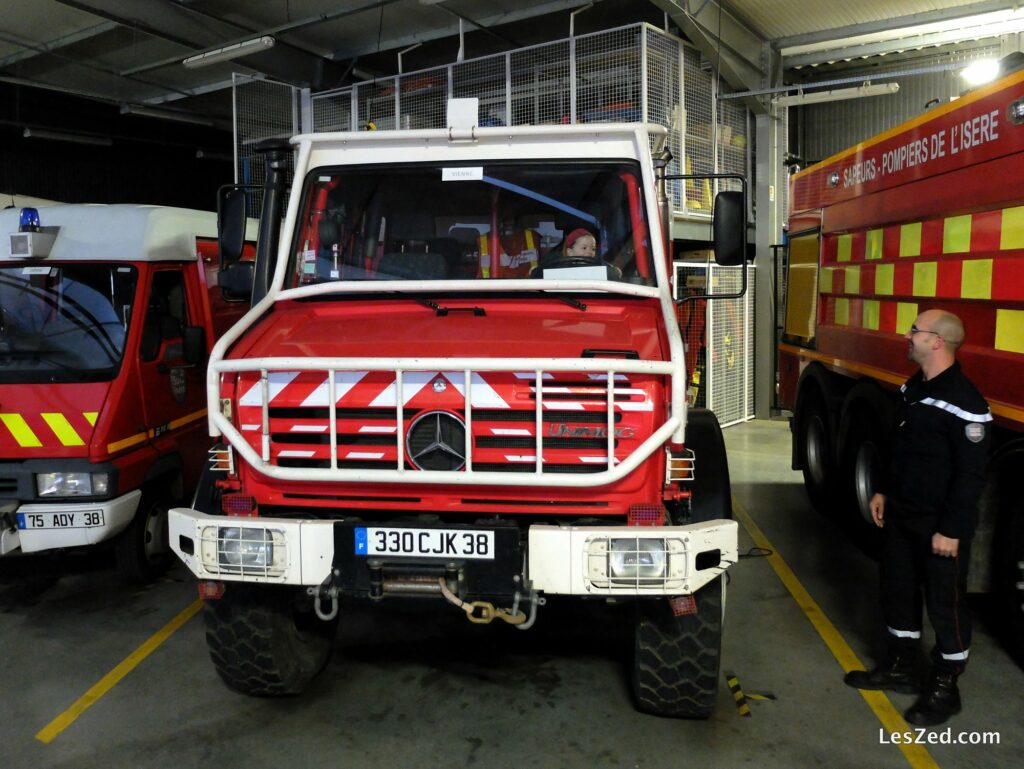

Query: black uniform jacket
[883,361,991,540]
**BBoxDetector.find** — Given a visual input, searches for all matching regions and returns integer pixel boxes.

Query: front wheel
[632,576,724,718]
[114,486,173,583]
[204,584,339,696]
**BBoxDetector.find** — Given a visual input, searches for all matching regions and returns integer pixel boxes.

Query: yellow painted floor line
[36,599,202,744]
[731,497,940,769]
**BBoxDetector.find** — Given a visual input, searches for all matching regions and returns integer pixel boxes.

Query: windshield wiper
[528,291,587,311]
[404,295,486,317]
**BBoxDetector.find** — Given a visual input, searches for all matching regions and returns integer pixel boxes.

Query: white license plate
[355,527,495,560]
[17,510,105,529]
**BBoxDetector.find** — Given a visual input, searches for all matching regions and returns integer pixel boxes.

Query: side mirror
[219,260,254,301]
[217,185,248,266]
[712,190,745,267]
[182,326,206,366]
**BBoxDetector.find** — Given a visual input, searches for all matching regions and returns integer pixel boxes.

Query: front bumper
[168,508,737,597]
[2,490,142,555]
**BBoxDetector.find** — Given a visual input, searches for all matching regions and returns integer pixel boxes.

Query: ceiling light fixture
[120,104,215,127]
[774,82,900,107]
[22,127,113,147]
[182,36,275,69]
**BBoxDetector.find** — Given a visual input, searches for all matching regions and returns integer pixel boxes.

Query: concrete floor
[2,419,1020,769]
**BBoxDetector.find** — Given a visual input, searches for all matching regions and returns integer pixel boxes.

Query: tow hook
[438,577,539,626]
[307,582,339,622]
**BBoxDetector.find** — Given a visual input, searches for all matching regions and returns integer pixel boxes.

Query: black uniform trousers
[880,509,972,672]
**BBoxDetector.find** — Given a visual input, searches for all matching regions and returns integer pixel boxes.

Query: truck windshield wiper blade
[400,294,486,317]
[529,291,587,311]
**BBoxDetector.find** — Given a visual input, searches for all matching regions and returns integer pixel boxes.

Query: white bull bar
[208,355,685,487]
[169,507,737,596]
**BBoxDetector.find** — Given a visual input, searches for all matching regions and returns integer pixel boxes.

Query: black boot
[844,655,919,694]
[905,668,961,726]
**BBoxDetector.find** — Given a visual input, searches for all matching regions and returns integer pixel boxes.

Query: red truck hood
[231,297,667,361]
[0,382,110,458]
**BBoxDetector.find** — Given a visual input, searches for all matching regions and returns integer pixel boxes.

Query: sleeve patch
[965,423,986,443]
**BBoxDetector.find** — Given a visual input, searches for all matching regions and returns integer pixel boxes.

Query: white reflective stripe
[290,425,327,433]
[369,371,436,407]
[443,372,509,408]
[887,626,922,639]
[589,373,629,381]
[900,384,907,393]
[300,371,368,407]
[277,450,316,458]
[617,401,655,412]
[239,371,300,406]
[515,372,553,379]
[579,456,607,464]
[506,455,538,462]
[346,451,385,460]
[491,428,531,436]
[917,397,993,423]
[358,425,398,433]
[545,401,584,410]
[242,424,261,431]
[537,386,572,393]
[940,649,969,661]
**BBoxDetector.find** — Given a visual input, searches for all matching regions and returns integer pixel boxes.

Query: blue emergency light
[19,207,41,232]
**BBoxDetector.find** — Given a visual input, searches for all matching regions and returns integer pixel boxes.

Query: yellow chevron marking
[961,259,992,300]
[875,263,894,296]
[943,215,972,253]
[41,413,85,447]
[835,298,850,326]
[865,229,883,260]
[899,222,921,257]
[897,302,918,334]
[863,300,880,331]
[0,413,42,447]
[1001,205,1024,250]
[83,412,98,426]
[913,262,937,297]
[995,309,1024,354]
[845,266,861,295]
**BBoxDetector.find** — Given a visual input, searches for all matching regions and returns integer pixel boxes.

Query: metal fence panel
[682,48,715,216]
[453,54,508,126]
[511,40,570,126]
[233,74,298,216]
[399,66,448,129]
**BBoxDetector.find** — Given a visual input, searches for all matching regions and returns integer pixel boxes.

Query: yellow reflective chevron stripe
[41,413,86,446]
[83,412,98,426]
[0,413,42,447]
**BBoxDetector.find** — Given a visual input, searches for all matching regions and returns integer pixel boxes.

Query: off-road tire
[633,576,724,718]
[798,390,839,515]
[204,584,339,696]
[114,485,173,583]
[995,486,1024,663]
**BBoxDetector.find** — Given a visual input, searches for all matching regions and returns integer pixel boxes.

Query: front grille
[0,476,17,494]
[473,409,621,423]
[473,463,607,474]
[476,437,615,449]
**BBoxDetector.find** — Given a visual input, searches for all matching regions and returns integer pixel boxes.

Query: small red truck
[169,105,747,717]
[780,68,1024,653]
[0,204,249,581]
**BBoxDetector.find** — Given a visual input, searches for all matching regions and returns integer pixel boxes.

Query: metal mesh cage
[674,262,755,426]
[717,91,748,193]
[234,74,298,216]
[357,78,400,131]
[646,27,683,207]
[312,88,354,132]
[682,48,714,216]
[399,66,448,129]
[453,54,508,126]
[511,40,570,126]
[575,27,642,124]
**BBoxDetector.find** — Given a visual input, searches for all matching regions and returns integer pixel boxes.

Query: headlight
[218,527,273,571]
[609,538,667,581]
[36,472,110,497]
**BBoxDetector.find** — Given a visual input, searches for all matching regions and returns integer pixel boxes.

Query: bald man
[845,309,991,726]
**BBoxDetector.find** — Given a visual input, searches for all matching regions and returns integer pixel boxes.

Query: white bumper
[8,491,142,554]
[169,507,737,596]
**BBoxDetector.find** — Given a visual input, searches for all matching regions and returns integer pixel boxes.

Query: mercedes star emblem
[406,411,466,471]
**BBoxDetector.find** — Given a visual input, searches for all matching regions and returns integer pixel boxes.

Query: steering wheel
[534,256,623,280]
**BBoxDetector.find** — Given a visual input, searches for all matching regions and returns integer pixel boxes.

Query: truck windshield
[288,161,654,288]
[0,263,137,383]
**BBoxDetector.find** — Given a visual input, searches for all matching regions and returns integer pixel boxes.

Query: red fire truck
[780,69,1024,652]
[168,104,747,717]
[0,204,250,581]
